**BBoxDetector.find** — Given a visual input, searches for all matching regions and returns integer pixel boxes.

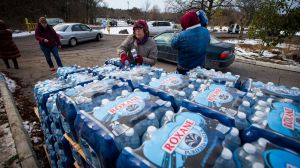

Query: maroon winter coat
[35,23,61,48]
[0,21,21,59]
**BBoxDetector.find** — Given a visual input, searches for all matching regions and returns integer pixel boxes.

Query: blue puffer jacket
[171,24,210,70]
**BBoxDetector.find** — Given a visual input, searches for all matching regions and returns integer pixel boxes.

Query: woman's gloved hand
[135,55,143,65]
[121,53,129,65]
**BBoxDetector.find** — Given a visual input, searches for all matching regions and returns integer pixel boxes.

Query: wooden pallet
[35,106,86,167]
[33,107,40,120]
[63,133,86,160]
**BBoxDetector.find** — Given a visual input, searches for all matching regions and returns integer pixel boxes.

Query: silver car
[53,23,103,47]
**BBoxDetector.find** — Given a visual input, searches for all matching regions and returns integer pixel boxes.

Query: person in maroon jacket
[35,17,63,71]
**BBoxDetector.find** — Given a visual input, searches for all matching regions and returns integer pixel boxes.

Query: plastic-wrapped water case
[74,90,175,167]
[56,79,131,141]
[56,65,86,79]
[188,67,241,88]
[183,83,246,127]
[92,64,118,77]
[233,139,300,168]
[117,111,231,168]
[146,73,199,110]
[65,71,98,87]
[241,79,300,103]
[107,65,164,88]
[242,101,300,153]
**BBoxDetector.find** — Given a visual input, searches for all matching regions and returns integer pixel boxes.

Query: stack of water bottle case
[34,59,300,168]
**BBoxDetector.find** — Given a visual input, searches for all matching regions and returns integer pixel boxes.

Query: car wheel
[96,34,102,41]
[69,38,77,47]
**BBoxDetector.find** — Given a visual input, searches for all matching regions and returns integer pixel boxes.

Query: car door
[79,24,94,41]
[71,24,85,42]
[153,32,177,62]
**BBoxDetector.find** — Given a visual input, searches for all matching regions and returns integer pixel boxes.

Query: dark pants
[40,45,63,68]
[3,58,19,69]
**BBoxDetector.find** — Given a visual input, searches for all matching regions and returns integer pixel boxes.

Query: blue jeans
[40,45,63,68]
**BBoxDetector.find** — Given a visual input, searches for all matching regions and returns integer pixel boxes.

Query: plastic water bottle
[142,126,157,142]
[252,162,264,168]
[252,100,268,112]
[131,48,137,58]
[252,138,269,163]
[133,113,159,137]
[175,91,186,107]
[101,99,110,106]
[225,81,234,88]
[236,143,257,168]
[115,128,140,150]
[255,92,266,101]
[222,128,241,152]
[199,84,207,92]
[190,91,199,100]
[183,84,195,99]
[160,110,174,127]
[238,101,252,117]
[234,112,249,130]
[249,111,266,125]
[243,93,255,106]
[194,79,202,90]
[213,148,236,168]
[144,72,155,84]
[154,101,173,120]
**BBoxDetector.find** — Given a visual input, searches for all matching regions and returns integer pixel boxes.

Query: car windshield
[153,32,174,44]
[54,25,69,32]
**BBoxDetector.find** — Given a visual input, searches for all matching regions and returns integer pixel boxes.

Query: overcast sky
[104,0,166,11]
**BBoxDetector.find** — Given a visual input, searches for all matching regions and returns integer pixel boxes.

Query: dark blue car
[153,30,235,69]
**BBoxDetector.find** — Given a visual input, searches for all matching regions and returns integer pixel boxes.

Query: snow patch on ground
[23,121,42,144]
[224,39,261,45]
[235,46,276,58]
[1,74,17,93]
[12,31,34,38]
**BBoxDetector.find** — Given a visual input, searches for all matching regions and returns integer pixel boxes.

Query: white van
[147,21,177,36]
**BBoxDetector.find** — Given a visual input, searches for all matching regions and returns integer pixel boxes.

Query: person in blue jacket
[171,10,210,75]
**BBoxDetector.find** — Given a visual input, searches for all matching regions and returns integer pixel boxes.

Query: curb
[235,56,300,73]
[0,74,39,168]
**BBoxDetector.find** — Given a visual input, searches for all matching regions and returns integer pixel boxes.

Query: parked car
[147,21,177,36]
[127,19,134,25]
[109,20,118,27]
[228,24,240,34]
[53,23,103,47]
[153,30,235,69]
[46,18,64,27]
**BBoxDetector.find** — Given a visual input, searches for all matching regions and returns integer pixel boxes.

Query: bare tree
[164,0,234,19]
[149,5,161,20]
[236,0,263,38]
[144,0,151,20]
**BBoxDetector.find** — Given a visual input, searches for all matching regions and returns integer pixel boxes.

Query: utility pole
[127,1,129,10]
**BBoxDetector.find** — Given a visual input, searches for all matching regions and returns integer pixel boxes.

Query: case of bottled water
[188,67,241,88]
[117,111,231,168]
[242,100,300,153]
[183,83,247,127]
[65,71,98,87]
[56,79,131,141]
[241,79,300,103]
[56,65,86,79]
[233,139,300,168]
[74,90,175,167]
